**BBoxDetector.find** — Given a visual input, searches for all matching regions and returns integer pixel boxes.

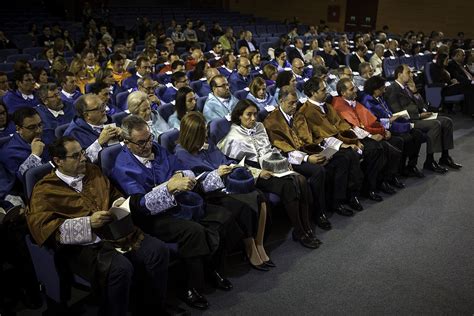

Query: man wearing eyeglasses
[36,83,76,146]
[137,76,161,110]
[122,56,153,90]
[64,94,121,163]
[0,107,47,200]
[3,70,40,115]
[160,71,189,104]
[27,136,170,315]
[291,58,308,84]
[203,74,239,122]
[228,57,251,94]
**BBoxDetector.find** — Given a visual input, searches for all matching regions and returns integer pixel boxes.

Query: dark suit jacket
[429,63,451,85]
[287,47,305,63]
[384,82,425,120]
[447,60,473,85]
[349,54,366,72]
[237,39,257,51]
[317,51,339,69]
[383,50,396,58]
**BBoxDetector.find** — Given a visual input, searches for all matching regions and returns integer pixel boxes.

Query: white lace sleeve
[201,170,225,192]
[19,154,42,176]
[59,217,93,244]
[85,139,102,163]
[144,183,177,215]
[181,170,196,179]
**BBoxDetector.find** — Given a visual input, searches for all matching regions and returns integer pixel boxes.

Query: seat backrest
[196,96,208,112]
[115,91,130,111]
[158,128,179,153]
[208,118,232,145]
[30,59,49,69]
[383,57,400,78]
[55,123,69,138]
[6,53,33,63]
[158,103,175,122]
[190,80,203,94]
[99,143,123,177]
[399,55,415,68]
[23,47,44,57]
[424,62,434,85]
[234,89,250,100]
[111,111,130,126]
[24,163,53,199]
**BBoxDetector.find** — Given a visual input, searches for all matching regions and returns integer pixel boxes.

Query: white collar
[21,92,34,100]
[395,80,405,89]
[216,95,230,104]
[136,72,143,78]
[343,98,357,108]
[222,66,233,73]
[279,106,293,124]
[47,107,65,118]
[307,98,327,113]
[61,89,76,98]
[133,153,154,168]
[55,169,85,192]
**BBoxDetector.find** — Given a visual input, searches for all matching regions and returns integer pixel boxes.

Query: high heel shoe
[263,259,276,268]
[243,253,270,271]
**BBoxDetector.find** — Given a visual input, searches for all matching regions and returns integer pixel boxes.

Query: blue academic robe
[36,104,76,145]
[246,92,277,110]
[360,93,411,134]
[0,120,15,138]
[122,73,140,90]
[60,90,82,106]
[228,72,250,94]
[193,80,211,98]
[3,90,40,114]
[175,143,235,175]
[269,59,291,71]
[217,67,233,78]
[0,133,47,196]
[203,93,239,123]
[64,116,112,149]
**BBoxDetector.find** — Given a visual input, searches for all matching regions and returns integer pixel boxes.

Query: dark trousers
[414,116,454,154]
[336,148,364,197]
[442,83,474,114]
[390,129,424,169]
[64,234,169,316]
[379,139,402,181]
[360,138,385,191]
[292,162,326,215]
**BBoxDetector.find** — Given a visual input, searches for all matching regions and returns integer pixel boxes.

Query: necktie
[288,117,293,127]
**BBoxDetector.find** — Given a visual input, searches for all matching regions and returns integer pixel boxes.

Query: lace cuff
[144,183,177,215]
[19,154,42,176]
[201,169,225,192]
[59,217,93,244]
[181,170,195,179]
[85,140,102,163]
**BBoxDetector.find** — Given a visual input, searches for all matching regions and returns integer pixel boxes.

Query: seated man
[386,64,461,172]
[349,45,368,73]
[157,60,185,85]
[137,76,161,110]
[269,48,291,72]
[59,72,82,106]
[333,78,403,197]
[237,31,257,52]
[3,70,40,114]
[109,53,131,86]
[89,81,121,115]
[264,86,361,222]
[203,75,239,122]
[218,53,237,78]
[36,83,75,146]
[109,115,233,309]
[353,62,374,90]
[291,58,308,83]
[228,57,251,94]
[298,77,377,208]
[64,94,121,163]
[287,37,306,64]
[318,40,339,70]
[160,71,189,104]
[0,107,47,200]
[27,136,169,316]
[122,56,153,90]
[193,67,219,98]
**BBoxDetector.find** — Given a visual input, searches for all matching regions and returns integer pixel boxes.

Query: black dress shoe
[317,213,332,230]
[181,288,209,310]
[210,271,233,291]
[388,176,405,189]
[348,196,364,212]
[379,182,396,195]
[292,230,320,249]
[367,191,383,202]
[333,204,354,217]
[244,254,270,271]
[423,161,448,174]
[263,259,276,268]
[439,157,462,169]
[403,166,425,178]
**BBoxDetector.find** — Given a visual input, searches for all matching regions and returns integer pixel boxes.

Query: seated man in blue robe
[36,83,75,146]
[109,115,234,310]
[59,72,82,106]
[89,81,121,115]
[0,107,47,202]
[203,75,239,122]
[192,67,219,98]
[217,53,236,78]
[160,71,189,104]
[228,57,251,94]
[136,76,161,111]
[122,56,153,90]
[3,70,40,114]
[157,60,185,85]
[269,48,291,72]
[64,94,121,163]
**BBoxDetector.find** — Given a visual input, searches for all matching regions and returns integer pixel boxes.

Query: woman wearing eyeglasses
[127,91,170,139]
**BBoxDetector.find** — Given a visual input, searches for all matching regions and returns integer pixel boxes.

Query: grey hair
[126,91,148,114]
[121,114,149,140]
[37,83,58,102]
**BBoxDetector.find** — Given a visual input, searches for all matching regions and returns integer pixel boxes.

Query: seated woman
[176,111,273,270]
[127,91,170,139]
[361,76,424,178]
[32,67,49,89]
[269,48,291,72]
[168,86,197,130]
[274,70,306,101]
[249,51,262,77]
[246,77,277,110]
[0,103,15,137]
[218,99,321,249]
[262,63,278,87]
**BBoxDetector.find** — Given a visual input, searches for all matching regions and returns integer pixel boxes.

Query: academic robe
[246,92,277,110]
[3,90,40,114]
[60,90,82,106]
[64,116,112,149]
[36,103,76,145]
[297,99,358,144]
[228,72,250,94]
[332,96,386,136]
[0,120,15,138]
[160,86,177,104]
[203,93,239,123]
[217,67,233,79]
